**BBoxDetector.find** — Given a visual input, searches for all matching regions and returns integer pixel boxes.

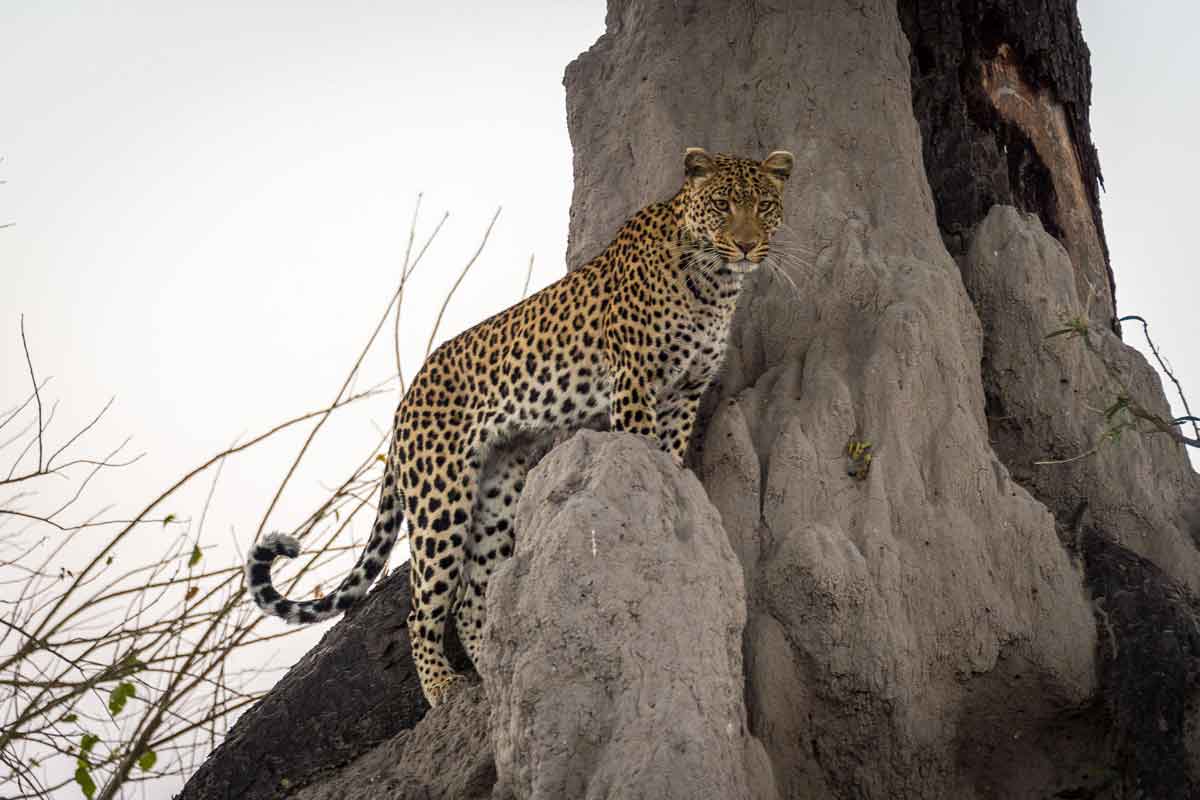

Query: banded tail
[245,479,406,624]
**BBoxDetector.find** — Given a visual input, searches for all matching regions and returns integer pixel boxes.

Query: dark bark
[898,0,1116,326]
[1083,526,1200,800]
[175,569,432,800]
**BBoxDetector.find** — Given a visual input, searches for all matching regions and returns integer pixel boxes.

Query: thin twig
[394,208,449,395]
[1,204,500,796]
[1125,401,1200,448]
[0,380,50,437]
[18,317,43,472]
[426,207,501,357]
[0,453,145,488]
[1119,314,1199,443]
[3,389,381,670]
[521,253,535,300]
[252,276,418,541]
[46,396,115,473]
[394,193,422,379]
[1034,447,1100,466]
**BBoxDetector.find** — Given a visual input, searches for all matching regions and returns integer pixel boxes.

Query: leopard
[245,147,795,706]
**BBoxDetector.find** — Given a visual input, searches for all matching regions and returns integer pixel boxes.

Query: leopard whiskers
[676,234,810,290]
[682,243,725,279]
[769,233,817,254]
[772,241,818,259]
[764,242,816,272]
[767,254,814,278]
[763,255,802,299]
[762,254,813,282]
[770,242,817,262]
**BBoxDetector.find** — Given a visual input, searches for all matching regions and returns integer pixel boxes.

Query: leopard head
[679,148,794,274]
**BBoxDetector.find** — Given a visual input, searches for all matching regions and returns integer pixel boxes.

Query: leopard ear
[684,147,716,181]
[761,150,794,182]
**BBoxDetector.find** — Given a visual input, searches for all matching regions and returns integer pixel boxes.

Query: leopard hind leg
[404,444,479,707]
[454,445,530,668]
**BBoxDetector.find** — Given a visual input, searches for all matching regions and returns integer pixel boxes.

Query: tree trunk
[181,2,1200,798]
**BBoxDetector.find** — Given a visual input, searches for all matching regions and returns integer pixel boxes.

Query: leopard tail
[244,461,405,624]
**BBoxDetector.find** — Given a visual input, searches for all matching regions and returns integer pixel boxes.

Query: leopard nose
[734,237,758,255]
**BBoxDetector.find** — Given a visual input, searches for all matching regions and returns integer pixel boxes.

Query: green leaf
[137,749,157,772]
[163,513,176,527]
[119,654,147,672]
[188,543,202,567]
[108,681,136,716]
[80,733,99,755]
[61,713,78,723]
[74,764,96,799]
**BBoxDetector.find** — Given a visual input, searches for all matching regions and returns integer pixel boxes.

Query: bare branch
[522,253,535,300]
[1119,314,1199,444]
[394,192,423,379]
[0,205,494,797]
[0,378,51,436]
[46,395,116,471]
[18,316,44,473]
[425,206,501,358]
[393,203,449,394]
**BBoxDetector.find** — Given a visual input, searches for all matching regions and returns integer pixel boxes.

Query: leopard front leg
[656,377,709,467]
[609,352,660,446]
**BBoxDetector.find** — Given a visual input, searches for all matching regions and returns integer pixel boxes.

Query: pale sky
[1,1,1196,796]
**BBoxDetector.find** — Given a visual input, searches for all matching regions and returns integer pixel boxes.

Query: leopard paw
[424,672,466,707]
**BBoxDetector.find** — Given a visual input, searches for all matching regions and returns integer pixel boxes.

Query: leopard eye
[712,197,730,212]
[757,200,776,213]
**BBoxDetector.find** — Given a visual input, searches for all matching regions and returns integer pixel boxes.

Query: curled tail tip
[261,532,300,559]
[246,533,349,625]
[246,533,301,619]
